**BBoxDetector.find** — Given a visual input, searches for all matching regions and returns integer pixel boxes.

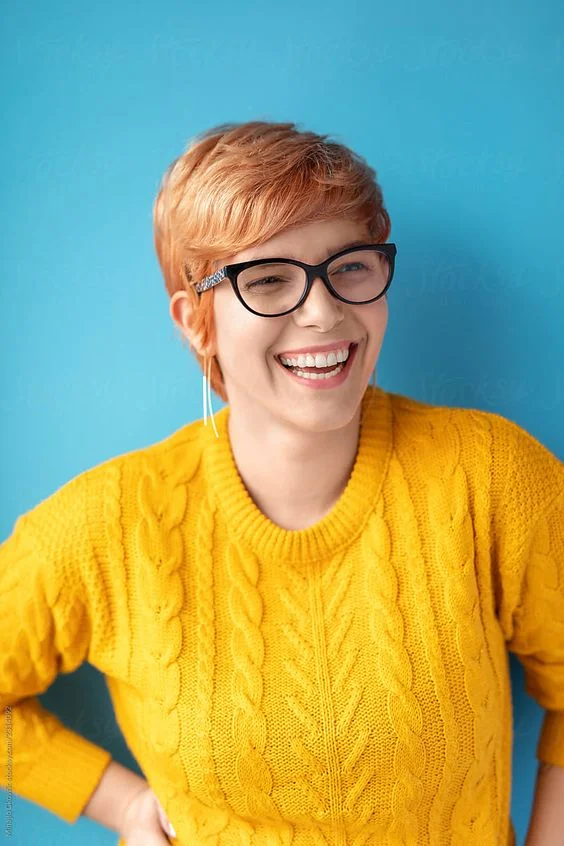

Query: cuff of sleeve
[17,725,113,823]
[536,710,564,767]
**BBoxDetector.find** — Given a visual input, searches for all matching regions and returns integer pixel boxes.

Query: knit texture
[1,384,563,846]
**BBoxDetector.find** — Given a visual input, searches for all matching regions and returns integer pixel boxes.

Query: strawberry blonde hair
[153,120,392,403]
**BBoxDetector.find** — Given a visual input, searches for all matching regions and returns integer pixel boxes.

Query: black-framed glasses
[190,242,397,318]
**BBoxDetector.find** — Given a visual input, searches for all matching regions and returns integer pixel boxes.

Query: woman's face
[174,217,389,433]
[212,217,389,432]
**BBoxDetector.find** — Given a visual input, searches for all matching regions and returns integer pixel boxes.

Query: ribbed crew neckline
[203,385,393,564]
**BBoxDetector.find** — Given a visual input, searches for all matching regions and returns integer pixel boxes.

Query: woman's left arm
[525,756,564,846]
[488,416,564,842]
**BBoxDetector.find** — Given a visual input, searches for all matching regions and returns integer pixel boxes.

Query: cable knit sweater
[1,385,563,846]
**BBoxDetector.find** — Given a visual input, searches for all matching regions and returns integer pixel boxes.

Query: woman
[1,120,563,846]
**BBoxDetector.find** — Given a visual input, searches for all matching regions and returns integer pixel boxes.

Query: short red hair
[153,120,392,403]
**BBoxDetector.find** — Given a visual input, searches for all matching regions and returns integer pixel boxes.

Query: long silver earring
[203,355,219,439]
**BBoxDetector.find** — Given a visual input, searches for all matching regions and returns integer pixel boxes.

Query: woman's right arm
[0,469,175,842]
[0,471,115,824]
[81,759,148,833]
[82,760,176,842]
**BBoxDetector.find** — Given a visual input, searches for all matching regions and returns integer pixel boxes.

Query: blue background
[1,1,563,843]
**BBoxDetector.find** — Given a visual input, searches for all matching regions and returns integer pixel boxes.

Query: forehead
[227,218,372,265]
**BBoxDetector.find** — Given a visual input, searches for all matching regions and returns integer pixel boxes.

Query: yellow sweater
[1,385,563,846]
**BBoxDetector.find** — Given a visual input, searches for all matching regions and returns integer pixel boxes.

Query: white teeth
[290,363,344,380]
[279,344,352,369]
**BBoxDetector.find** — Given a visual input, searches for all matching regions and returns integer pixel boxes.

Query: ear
[169,290,207,355]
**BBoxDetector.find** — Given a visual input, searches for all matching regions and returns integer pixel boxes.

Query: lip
[275,342,359,390]
[275,339,358,358]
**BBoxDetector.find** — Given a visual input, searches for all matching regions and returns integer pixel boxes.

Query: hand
[119,782,177,845]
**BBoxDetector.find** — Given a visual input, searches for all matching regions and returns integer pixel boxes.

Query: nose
[292,274,344,329]
[301,274,341,311]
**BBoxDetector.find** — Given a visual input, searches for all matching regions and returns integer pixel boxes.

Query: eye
[246,276,286,289]
[335,262,367,273]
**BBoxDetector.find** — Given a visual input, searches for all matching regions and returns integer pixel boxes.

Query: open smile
[274,342,359,390]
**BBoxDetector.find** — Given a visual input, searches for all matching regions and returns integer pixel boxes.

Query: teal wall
[1,1,562,843]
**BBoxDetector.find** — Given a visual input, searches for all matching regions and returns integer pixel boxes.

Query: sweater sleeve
[0,470,113,823]
[490,414,564,767]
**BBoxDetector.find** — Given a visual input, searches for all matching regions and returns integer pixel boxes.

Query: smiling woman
[1,120,563,846]
[154,120,391,404]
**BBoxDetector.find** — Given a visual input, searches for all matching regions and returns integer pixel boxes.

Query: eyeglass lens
[236,248,391,316]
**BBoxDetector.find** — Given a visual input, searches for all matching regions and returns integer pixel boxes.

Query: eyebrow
[245,238,372,264]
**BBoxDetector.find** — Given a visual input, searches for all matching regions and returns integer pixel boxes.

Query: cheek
[212,297,250,357]
[358,302,388,368]
[372,298,388,333]
[214,310,279,375]
[353,299,387,336]
[379,299,389,329]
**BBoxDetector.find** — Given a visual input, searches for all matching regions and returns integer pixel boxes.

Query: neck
[226,400,363,531]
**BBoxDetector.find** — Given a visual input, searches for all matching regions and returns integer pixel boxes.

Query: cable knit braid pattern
[1,384,563,846]
[390,405,499,842]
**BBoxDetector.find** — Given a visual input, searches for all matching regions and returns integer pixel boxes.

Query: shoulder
[86,416,206,490]
[386,387,560,459]
[385,387,494,446]
[9,418,206,547]
[385,387,563,514]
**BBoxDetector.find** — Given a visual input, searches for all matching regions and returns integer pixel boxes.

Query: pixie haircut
[153,120,392,404]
